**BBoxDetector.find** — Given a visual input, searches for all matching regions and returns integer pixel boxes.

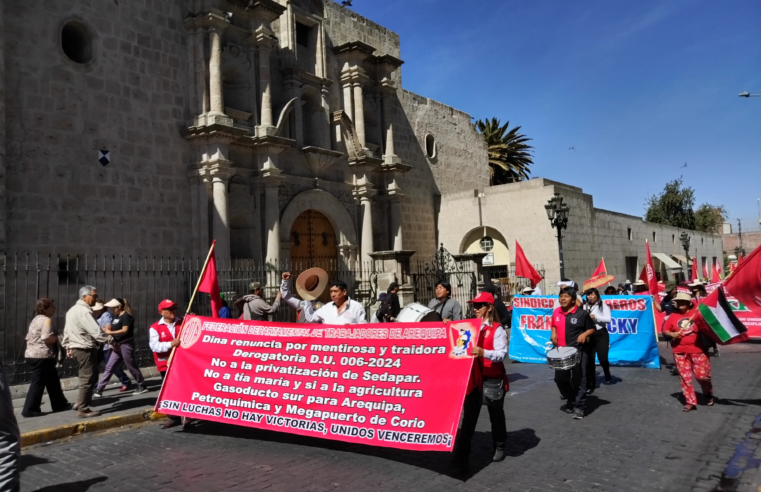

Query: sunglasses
[472,303,489,310]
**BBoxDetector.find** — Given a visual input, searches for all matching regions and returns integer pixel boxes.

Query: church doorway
[289,209,338,269]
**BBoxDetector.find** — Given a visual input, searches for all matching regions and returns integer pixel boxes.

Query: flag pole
[185,240,217,318]
[155,241,218,417]
[166,240,216,370]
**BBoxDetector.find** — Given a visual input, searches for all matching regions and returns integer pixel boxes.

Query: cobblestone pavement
[18,343,761,492]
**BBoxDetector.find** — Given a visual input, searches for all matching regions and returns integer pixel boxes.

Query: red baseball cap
[158,299,177,311]
[468,292,494,304]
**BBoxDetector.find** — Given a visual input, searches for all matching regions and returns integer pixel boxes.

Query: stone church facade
[0,0,486,269]
[0,0,722,291]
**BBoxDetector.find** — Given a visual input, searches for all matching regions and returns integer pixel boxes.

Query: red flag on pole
[638,240,659,294]
[591,258,607,277]
[198,241,223,318]
[711,260,721,283]
[702,261,709,280]
[691,257,698,281]
[723,245,761,317]
[738,253,745,264]
[515,241,543,288]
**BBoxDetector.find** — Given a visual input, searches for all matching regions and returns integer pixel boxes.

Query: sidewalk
[13,376,167,446]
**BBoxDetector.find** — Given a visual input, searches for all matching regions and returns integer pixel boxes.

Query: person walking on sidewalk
[62,285,113,418]
[93,302,132,394]
[21,298,70,417]
[662,292,715,412]
[94,299,147,398]
[0,366,20,492]
[149,299,183,429]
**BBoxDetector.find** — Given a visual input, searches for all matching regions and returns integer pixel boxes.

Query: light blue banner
[508,295,660,369]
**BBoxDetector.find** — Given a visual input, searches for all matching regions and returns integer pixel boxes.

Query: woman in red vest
[452,292,509,474]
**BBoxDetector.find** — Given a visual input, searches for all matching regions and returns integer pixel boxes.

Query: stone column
[195,26,208,114]
[188,171,200,257]
[258,43,274,128]
[389,198,403,251]
[352,77,367,147]
[208,25,224,116]
[209,165,234,260]
[247,44,259,126]
[341,73,354,122]
[382,90,398,161]
[263,172,282,265]
[357,189,376,261]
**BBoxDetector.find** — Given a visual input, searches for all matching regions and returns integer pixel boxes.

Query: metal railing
[0,253,377,384]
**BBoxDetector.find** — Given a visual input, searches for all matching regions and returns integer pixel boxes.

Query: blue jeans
[104,348,131,386]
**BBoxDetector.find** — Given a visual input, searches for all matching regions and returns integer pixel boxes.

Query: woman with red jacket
[452,292,509,474]
[662,292,715,411]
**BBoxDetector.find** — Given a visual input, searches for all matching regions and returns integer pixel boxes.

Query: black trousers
[454,386,506,460]
[555,346,591,410]
[586,329,611,387]
[22,358,68,415]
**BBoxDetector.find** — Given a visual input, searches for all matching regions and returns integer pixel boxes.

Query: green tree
[475,118,534,185]
[694,203,728,234]
[644,179,696,229]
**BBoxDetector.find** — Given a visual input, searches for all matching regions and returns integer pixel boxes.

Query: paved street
[18,343,761,492]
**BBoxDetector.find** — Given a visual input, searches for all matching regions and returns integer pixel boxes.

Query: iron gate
[411,245,477,319]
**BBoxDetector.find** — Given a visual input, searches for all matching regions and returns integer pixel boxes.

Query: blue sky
[351,0,760,230]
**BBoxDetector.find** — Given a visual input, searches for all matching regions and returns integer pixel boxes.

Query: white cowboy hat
[521,286,534,294]
[633,279,647,287]
[687,280,704,287]
[295,268,329,301]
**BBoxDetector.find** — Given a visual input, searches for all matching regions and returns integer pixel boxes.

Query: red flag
[738,253,745,264]
[711,260,721,283]
[591,258,607,277]
[702,261,709,280]
[515,241,543,288]
[639,240,659,295]
[198,243,223,318]
[691,257,698,281]
[729,262,736,273]
[723,245,761,317]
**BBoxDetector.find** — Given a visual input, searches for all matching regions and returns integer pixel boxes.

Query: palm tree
[475,118,534,185]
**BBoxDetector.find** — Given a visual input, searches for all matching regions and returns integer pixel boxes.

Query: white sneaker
[93,390,103,398]
[133,386,148,395]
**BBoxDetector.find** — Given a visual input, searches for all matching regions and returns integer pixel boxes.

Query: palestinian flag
[696,287,748,345]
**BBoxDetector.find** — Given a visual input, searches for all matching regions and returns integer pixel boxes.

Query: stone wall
[439,179,724,292]
[3,0,191,258]
[723,230,761,256]
[394,90,489,259]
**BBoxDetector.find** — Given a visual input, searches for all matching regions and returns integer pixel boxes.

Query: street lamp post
[680,231,691,280]
[545,193,570,281]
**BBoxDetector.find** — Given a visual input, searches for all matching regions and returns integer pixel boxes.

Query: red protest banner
[156,316,480,451]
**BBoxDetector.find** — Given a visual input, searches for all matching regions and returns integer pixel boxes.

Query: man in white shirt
[282,275,366,325]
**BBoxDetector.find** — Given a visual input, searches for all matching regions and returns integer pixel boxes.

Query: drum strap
[432,298,449,316]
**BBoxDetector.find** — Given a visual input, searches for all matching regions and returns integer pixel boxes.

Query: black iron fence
[1,253,377,384]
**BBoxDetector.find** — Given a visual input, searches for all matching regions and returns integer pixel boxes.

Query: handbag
[482,378,504,406]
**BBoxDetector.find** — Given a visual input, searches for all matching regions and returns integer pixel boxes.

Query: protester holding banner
[662,293,714,411]
[655,281,677,316]
[148,299,183,428]
[583,288,612,387]
[484,283,511,328]
[453,292,508,472]
[550,288,596,419]
[427,281,463,322]
[604,286,617,296]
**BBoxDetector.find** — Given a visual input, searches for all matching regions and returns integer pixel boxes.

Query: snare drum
[546,346,580,371]
[395,302,443,323]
